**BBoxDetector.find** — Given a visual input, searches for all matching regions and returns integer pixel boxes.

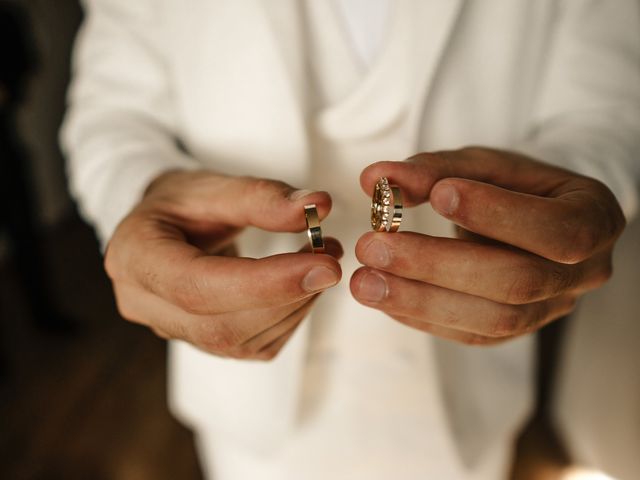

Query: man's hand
[105,170,342,360]
[351,147,625,345]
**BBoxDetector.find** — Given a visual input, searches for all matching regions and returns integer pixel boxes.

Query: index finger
[431,178,621,263]
[144,173,334,234]
[360,147,576,205]
[361,148,625,263]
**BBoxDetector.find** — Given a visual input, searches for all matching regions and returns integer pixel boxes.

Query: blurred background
[0,1,202,479]
[0,1,620,479]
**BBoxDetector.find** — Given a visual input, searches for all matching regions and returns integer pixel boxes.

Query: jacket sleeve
[61,0,199,247]
[516,0,640,219]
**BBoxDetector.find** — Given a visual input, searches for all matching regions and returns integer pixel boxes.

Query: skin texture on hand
[105,170,343,361]
[351,147,625,345]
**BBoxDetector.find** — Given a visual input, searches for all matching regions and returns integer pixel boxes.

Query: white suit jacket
[62,1,640,477]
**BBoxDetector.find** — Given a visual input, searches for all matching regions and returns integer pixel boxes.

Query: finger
[114,281,192,340]
[237,295,317,353]
[360,148,624,263]
[151,326,172,340]
[145,173,334,233]
[389,314,512,346]
[255,325,299,361]
[429,178,620,263]
[114,279,314,343]
[350,267,577,338]
[356,232,611,304]
[299,236,344,259]
[453,225,502,246]
[244,303,313,361]
[360,147,577,206]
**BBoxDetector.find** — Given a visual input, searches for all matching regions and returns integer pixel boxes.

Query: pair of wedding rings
[304,177,402,253]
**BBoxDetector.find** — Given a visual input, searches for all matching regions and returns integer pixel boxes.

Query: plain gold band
[304,204,325,253]
[389,186,403,232]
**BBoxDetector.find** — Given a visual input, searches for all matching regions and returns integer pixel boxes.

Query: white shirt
[335,0,390,67]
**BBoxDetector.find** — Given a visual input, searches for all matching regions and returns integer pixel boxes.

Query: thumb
[360,147,578,206]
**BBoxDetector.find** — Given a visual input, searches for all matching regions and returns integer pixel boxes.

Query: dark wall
[13,0,83,226]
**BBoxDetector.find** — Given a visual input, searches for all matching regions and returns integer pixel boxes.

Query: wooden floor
[0,219,203,480]
[0,217,571,480]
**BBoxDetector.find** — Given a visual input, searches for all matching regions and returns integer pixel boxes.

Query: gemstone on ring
[371,177,403,232]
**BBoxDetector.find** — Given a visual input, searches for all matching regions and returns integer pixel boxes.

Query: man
[62,1,640,478]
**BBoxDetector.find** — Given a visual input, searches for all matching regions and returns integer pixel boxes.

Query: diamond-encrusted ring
[371,177,402,232]
[304,204,325,253]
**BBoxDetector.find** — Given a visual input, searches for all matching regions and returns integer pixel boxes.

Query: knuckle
[560,296,579,316]
[246,177,288,200]
[437,308,461,329]
[230,344,253,359]
[114,298,136,323]
[242,177,294,223]
[503,262,574,304]
[525,302,549,331]
[174,321,189,340]
[406,151,435,164]
[112,286,140,324]
[583,252,615,291]
[593,261,614,287]
[611,209,626,238]
[198,323,241,354]
[461,334,493,346]
[504,268,546,304]
[172,287,203,314]
[103,216,143,282]
[554,202,611,264]
[201,334,235,354]
[407,152,449,178]
[250,177,272,195]
[460,146,489,157]
[548,266,574,295]
[103,248,120,281]
[514,264,575,304]
[172,275,210,314]
[549,267,575,295]
[151,327,171,340]
[256,349,280,362]
[567,224,601,263]
[490,306,523,337]
[589,180,627,238]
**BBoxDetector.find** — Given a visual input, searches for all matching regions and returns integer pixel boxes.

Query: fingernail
[289,189,316,201]
[431,183,459,215]
[302,266,339,292]
[358,271,387,303]
[364,240,391,267]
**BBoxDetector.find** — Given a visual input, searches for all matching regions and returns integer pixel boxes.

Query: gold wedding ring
[371,177,402,232]
[304,204,325,253]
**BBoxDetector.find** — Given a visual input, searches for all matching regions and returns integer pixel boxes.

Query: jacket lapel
[406,0,465,139]
[317,0,466,141]
[260,0,466,139]
[259,0,309,116]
